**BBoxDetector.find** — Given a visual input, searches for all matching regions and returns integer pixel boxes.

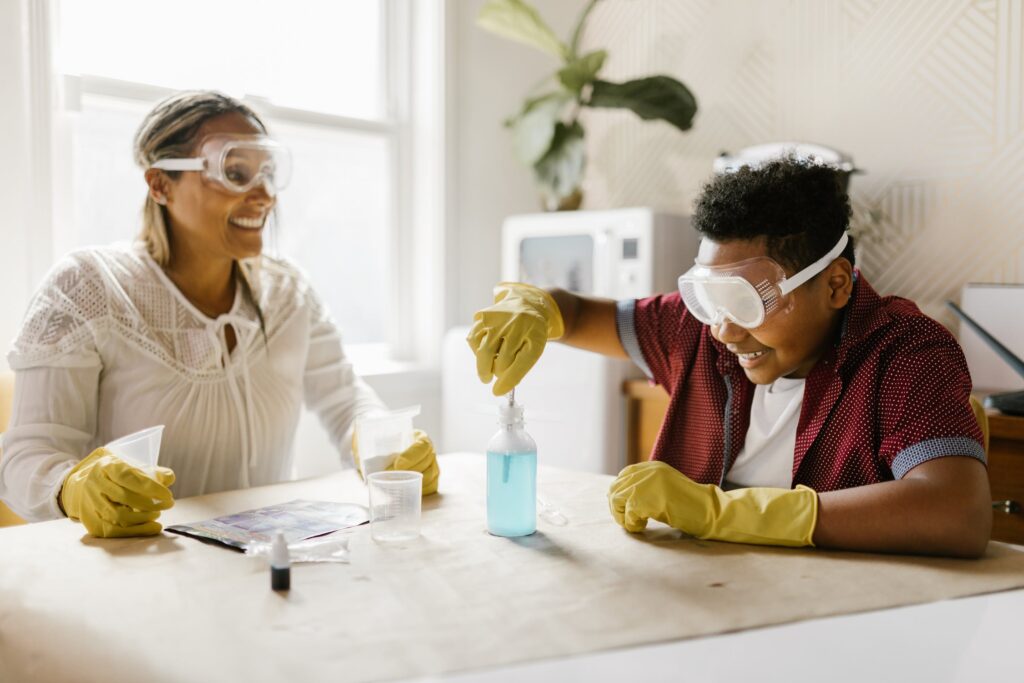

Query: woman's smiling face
[160,111,275,262]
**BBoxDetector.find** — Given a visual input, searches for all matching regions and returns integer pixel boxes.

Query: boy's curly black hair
[692,158,855,271]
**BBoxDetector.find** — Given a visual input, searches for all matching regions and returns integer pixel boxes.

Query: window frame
[39,0,445,368]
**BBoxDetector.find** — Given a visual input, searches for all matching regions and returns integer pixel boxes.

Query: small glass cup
[367,471,422,544]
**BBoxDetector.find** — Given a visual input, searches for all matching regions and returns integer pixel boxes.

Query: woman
[0,91,439,537]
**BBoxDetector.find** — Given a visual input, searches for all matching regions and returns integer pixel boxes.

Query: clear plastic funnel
[355,406,421,478]
[105,425,164,475]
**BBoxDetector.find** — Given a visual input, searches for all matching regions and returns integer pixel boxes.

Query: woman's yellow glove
[466,282,565,396]
[60,447,176,538]
[608,461,818,547]
[352,429,440,496]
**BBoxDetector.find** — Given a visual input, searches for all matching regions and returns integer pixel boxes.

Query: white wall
[449,0,590,328]
[579,0,1024,327]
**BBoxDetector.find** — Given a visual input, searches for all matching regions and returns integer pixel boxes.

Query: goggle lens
[679,275,769,329]
[220,144,289,194]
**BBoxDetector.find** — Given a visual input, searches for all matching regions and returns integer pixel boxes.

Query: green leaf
[507,91,573,165]
[477,0,568,60]
[533,121,585,200]
[588,76,698,131]
[557,50,607,94]
[568,0,601,60]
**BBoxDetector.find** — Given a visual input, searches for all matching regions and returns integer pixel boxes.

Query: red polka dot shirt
[615,274,986,491]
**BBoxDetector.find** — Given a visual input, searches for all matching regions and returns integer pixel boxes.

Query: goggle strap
[150,158,205,172]
[778,232,849,296]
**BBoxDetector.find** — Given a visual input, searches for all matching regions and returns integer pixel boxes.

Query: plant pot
[541,187,583,212]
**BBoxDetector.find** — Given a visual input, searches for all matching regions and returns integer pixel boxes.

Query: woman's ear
[144,168,170,206]
[826,258,854,309]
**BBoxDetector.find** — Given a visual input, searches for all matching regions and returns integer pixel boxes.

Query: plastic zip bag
[246,532,351,563]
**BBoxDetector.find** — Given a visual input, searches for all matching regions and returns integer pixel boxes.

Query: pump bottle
[486,396,537,537]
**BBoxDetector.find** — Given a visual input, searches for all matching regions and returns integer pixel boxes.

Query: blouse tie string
[206,314,262,487]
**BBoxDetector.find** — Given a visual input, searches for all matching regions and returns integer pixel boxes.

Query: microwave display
[519,235,594,294]
[622,238,638,260]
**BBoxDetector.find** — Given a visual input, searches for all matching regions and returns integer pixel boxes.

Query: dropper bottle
[270,530,291,591]
[485,388,537,537]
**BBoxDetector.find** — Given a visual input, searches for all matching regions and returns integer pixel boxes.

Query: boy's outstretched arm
[548,288,629,359]
[814,456,992,558]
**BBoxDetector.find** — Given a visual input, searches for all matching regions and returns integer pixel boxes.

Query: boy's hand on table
[608,461,818,547]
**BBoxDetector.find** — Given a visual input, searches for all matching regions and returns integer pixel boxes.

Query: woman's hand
[60,448,176,538]
[392,429,440,496]
[352,429,440,496]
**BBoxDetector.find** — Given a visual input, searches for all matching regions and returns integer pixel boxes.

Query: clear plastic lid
[104,425,164,474]
[355,405,421,477]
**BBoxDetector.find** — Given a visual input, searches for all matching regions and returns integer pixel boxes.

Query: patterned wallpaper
[580,0,1024,325]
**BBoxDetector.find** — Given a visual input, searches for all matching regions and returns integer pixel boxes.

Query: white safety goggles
[678,232,849,329]
[150,133,291,196]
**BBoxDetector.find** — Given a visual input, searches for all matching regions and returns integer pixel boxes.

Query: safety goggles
[149,134,291,196]
[678,232,849,329]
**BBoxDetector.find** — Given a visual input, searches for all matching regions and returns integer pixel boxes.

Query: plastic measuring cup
[104,425,164,476]
[367,471,422,543]
[355,405,421,478]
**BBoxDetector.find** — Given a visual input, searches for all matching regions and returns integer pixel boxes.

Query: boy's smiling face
[698,236,854,384]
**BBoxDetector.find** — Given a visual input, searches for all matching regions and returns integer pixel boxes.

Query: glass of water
[367,471,422,543]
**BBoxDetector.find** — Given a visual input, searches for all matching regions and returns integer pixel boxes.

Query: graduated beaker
[368,470,422,543]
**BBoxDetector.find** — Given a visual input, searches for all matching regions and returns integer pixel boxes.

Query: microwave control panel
[616,236,644,298]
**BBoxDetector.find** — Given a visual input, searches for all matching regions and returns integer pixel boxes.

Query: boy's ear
[825,258,854,310]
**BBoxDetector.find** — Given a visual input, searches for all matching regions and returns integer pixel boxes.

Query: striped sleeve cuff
[615,299,653,380]
[890,437,987,479]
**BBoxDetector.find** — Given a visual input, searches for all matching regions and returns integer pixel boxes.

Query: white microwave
[501,207,698,299]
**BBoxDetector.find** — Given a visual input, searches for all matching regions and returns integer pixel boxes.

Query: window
[54,0,409,347]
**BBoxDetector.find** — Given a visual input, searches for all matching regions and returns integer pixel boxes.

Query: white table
[2,454,1022,683]
[437,588,1024,682]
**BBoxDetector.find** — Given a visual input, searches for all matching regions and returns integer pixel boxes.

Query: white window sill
[346,343,436,380]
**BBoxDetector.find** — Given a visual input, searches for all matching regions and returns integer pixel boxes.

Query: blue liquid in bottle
[486,397,537,537]
[486,451,537,537]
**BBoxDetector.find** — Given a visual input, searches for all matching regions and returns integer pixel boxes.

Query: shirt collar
[832,270,892,368]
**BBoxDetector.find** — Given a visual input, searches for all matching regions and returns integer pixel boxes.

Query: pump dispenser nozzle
[498,390,524,427]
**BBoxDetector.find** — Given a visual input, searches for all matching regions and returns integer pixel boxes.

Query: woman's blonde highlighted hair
[132,91,268,266]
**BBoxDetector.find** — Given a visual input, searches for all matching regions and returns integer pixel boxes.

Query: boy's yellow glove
[608,461,818,547]
[60,447,176,538]
[352,429,440,496]
[467,282,565,396]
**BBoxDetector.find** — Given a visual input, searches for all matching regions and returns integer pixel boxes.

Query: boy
[468,159,991,558]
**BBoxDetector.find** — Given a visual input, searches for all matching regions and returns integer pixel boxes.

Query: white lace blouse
[0,243,385,521]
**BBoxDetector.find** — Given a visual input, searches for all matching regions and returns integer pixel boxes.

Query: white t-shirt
[725,376,806,489]
[0,243,385,521]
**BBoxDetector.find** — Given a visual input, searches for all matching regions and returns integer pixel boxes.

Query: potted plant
[478,0,699,210]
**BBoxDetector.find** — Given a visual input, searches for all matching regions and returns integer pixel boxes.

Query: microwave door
[518,234,595,294]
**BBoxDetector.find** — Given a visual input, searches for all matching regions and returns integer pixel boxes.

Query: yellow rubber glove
[352,429,440,496]
[608,461,818,547]
[60,447,176,538]
[467,282,565,396]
